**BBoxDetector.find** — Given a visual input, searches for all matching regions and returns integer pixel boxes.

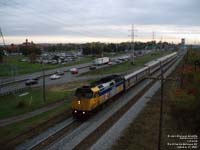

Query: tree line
[0,41,179,63]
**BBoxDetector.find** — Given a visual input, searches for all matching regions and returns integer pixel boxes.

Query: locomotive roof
[77,75,123,92]
[91,75,122,86]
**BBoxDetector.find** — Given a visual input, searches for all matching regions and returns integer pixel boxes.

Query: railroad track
[16,52,185,150]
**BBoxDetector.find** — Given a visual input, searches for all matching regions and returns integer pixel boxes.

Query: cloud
[0,0,199,44]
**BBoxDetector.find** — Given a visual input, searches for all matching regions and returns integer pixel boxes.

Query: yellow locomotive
[71,75,124,118]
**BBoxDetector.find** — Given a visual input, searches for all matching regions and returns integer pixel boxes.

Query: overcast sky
[1,0,200,44]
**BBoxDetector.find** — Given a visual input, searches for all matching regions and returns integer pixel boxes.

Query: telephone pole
[152,31,155,51]
[147,62,179,150]
[130,24,135,64]
[42,63,46,103]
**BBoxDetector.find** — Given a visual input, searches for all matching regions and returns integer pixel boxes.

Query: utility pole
[130,24,135,64]
[158,62,164,150]
[42,63,46,103]
[0,27,6,63]
[0,27,6,47]
[147,63,179,150]
[152,31,155,51]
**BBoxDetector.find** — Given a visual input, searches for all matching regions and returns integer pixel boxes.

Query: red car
[70,68,78,74]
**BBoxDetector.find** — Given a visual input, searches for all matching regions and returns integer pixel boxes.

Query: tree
[19,43,41,63]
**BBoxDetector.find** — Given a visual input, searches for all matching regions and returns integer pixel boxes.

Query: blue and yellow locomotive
[72,75,124,117]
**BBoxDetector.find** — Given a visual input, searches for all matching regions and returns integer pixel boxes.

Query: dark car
[56,70,65,75]
[25,79,38,86]
[32,76,40,80]
[89,66,97,70]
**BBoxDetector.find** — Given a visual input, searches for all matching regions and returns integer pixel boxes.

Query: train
[71,52,178,118]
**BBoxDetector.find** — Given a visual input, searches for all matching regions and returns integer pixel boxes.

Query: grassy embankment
[112,49,200,150]
[0,56,92,77]
[80,51,172,76]
[0,102,69,144]
[0,88,71,119]
[0,80,91,143]
[0,80,92,119]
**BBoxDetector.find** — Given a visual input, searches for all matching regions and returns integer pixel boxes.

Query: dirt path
[0,100,65,127]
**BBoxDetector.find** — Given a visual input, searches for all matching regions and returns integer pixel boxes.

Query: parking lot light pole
[42,62,46,103]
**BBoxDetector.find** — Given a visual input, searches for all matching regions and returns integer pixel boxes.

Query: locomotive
[71,52,177,118]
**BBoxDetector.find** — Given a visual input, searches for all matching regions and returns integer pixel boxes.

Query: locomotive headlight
[78,100,81,105]
[74,110,77,113]
[82,111,85,114]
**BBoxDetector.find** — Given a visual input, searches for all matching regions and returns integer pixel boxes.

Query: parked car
[51,60,57,64]
[108,61,113,65]
[56,70,64,75]
[70,68,78,74]
[50,74,61,80]
[25,79,38,86]
[89,65,97,70]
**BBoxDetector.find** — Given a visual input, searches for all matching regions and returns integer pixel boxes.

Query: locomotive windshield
[75,88,93,99]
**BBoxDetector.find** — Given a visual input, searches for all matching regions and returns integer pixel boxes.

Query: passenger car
[50,74,61,80]
[25,79,38,86]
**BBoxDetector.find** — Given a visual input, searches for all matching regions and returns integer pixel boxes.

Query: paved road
[0,61,91,84]
[0,54,130,84]
[0,54,131,95]
[0,62,122,94]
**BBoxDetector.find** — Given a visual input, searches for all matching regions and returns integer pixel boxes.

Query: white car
[50,74,61,80]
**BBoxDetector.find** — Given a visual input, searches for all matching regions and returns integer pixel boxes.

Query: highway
[0,54,130,85]
[0,54,131,95]
[0,64,111,94]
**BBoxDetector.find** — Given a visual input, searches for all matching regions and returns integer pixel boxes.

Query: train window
[110,82,114,86]
[75,88,93,99]
[94,93,99,98]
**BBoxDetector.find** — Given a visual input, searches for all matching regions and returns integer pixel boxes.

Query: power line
[0,27,6,47]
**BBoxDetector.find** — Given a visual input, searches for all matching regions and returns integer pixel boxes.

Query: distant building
[22,38,35,46]
[181,38,185,46]
[180,38,186,50]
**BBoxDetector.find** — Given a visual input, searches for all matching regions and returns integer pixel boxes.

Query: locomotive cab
[72,86,99,117]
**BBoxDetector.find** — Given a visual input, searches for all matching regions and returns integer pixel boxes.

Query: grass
[103,52,125,57]
[80,51,172,76]
[0,102,70,143]
[112,49,200,150]
[0,56,93,77]
[0,88,73,119]
[0,79,93,120]
[112,97,160,150]
[0,79,94,145]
